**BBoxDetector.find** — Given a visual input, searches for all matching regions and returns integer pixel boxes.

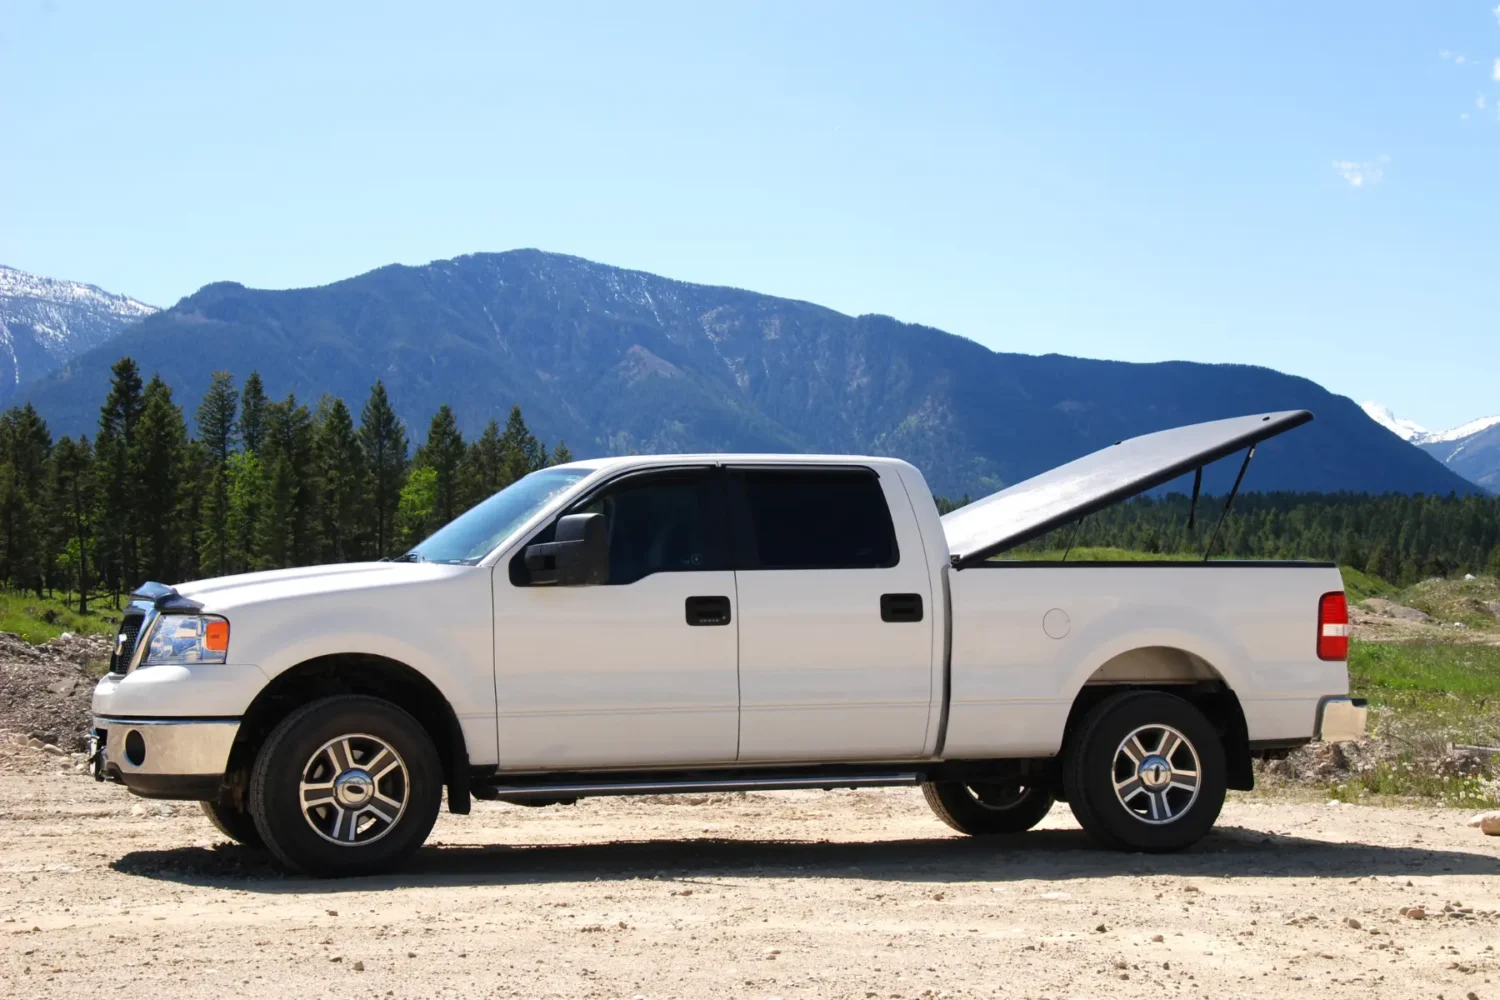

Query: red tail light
[1318,591,1350,661]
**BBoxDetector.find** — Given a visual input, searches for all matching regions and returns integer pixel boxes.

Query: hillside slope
[0,266,155,402]
[1420,423,1500,492]
[21,250,1478,498]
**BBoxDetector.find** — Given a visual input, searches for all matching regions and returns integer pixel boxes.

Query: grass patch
[1339,565,1397,603]
[0,591,119,644]
[1315,641,1500,807]
[1352,642,1500,705]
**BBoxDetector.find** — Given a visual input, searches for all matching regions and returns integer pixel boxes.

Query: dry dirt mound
[0,631,111,753]
[1353,598,1500,646]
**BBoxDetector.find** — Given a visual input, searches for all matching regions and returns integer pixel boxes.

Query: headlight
[140,615,230,666]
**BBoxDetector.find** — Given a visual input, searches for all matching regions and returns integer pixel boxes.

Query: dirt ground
[3,766,1500,1000]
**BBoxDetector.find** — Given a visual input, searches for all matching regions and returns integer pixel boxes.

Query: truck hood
[173,561,474,613]
[941,409,1313,567]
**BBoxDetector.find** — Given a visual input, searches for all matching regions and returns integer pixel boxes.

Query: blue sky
[3,2,1497,429]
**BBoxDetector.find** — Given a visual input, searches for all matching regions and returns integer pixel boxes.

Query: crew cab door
[493,466,739,769]
[728,466,935,761]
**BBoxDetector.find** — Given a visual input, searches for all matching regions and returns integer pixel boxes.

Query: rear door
[728,465,934,761]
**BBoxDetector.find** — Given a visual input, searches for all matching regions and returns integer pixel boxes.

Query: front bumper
[1315,696,1368,744]
[91,716,239,800]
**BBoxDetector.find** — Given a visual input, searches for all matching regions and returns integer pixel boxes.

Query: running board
[485,772,924,801]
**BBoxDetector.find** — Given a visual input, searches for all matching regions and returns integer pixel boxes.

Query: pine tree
[415,405,465,532]
[1365,542,1396,584]
[0,405,53,594]
[459,418,506,509]
[48,436,95,611]
[396,466,438,548]
[255,394,318,568]
[548,440,573,466]
[238,371,268,455]
[197,371,239,466]
[196,372,239,576]
[224,451,264,573]
[314,395,367,562]
[95,358,146,602]
[133,376,191,583]
[178,438,208,582]
[359,381,408,558]
[498,405,538,486]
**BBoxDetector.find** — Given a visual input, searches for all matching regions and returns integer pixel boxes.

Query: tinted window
[731,468,898,570]
[513,469,727,585]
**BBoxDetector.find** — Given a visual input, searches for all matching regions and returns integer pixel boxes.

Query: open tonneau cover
[941,409,1313,568]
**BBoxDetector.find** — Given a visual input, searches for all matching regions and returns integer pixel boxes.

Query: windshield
[402,467,592,564]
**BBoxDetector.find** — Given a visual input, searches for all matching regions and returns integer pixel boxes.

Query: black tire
[200,798,265,848]
[1063,690,1225,852]
[249,695,443,877]
[922,780,1055,835]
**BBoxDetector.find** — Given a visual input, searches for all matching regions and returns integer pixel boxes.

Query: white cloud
[1481,93,1490,111]
[1332,155,1390,188]
[1493,3,1500,25]
[1456,54,1468,64]
[1494,57,1500,81]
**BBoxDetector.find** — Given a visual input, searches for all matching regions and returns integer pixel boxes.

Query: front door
[729,466,935,761]
[493,466,739,770]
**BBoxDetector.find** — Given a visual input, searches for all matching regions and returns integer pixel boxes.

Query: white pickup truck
[90,410,1365,876]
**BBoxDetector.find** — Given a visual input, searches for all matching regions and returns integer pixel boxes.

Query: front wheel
[1063,690,1226,852]
[200,798,264,848]
[922,779,1055,835]
[248,695,443,877]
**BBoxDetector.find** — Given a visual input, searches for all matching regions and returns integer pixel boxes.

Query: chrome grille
[110,612,146,675]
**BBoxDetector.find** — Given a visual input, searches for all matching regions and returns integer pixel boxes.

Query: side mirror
[523,513,608,586]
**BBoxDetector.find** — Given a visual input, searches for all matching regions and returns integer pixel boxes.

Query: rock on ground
[1468,811,1500,835]
[1362,599,1433,623]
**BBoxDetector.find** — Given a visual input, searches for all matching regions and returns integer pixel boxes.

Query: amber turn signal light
[204,619,230,653]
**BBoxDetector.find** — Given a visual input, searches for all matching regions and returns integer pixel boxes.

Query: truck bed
[941,560,1348,758]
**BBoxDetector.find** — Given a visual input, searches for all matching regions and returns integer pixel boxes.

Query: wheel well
[224,654,471,815]
[1063,648,1253,794]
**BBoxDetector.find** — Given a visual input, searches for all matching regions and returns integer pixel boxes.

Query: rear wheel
[1063,690,1225,852]
[249,695,443,877]
[200,798,264,848]
[922,779,1055,835]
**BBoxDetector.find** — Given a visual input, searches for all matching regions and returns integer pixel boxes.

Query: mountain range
[5,251,1484,499]
[0,266,156,402]
[1362,402,1500,493]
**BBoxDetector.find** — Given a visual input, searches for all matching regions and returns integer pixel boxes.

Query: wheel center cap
[333,769,375,807]
[1137,755,1172,789]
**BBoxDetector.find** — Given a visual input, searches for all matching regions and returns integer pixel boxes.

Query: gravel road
[4,768,1500,1000]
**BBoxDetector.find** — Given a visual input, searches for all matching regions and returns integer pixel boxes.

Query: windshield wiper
[390,551,426,563]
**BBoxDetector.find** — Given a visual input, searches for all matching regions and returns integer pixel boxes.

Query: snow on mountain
[1363,401,1500,447]
[0,266,155,401]
[1361,401,1429,441]
[1363,401,1500,492]
[1420,414,1500,445]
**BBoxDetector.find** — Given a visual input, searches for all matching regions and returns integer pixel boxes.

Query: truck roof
[552,453,917,473]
